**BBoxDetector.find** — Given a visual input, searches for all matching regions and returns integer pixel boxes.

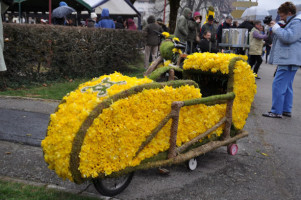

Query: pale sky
[258,0,301,10]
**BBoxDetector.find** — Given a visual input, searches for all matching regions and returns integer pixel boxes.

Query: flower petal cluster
[41,72,153,181]
[173,37,180,42]
[162,32,170,38]
[183,52,256,129]
[184,52,248,74]
[79,85,227,178]
[172,48,183,54]
[158,60,172,68]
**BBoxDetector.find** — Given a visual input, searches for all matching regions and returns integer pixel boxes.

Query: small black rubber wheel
[93,172,134,197]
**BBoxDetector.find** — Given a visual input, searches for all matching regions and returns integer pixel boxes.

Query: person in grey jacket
[1,0,13,72]
[143,15,163,69]
[187,11,202,54]
[174,8,192,43]
[262,2,301,118]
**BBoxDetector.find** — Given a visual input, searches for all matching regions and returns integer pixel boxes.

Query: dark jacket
[264,28,273,46]
[199,38,218,53]
[158,23,169,32]
[53,17,65,25]
[200,23,217,42]
[187,17,201,42]
[115,16,124,29]
[96,8,115,29]
[238,21,254,32]
[217,22,232,44]
[238,21,254,45]
[86,18,96,28]
[143,16,163,46]
[174,8,192,42]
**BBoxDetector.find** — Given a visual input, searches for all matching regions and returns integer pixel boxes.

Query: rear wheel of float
[227,144,238,156]
[93,172,134,197]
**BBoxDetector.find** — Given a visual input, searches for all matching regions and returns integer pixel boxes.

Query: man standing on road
[248,21,268,79]
[262,2,301,118]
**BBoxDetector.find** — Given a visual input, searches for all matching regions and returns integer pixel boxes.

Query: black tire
[93,172,134,197]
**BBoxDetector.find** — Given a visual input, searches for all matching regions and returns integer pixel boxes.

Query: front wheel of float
[93,172,134,197]
[186,158,198,171]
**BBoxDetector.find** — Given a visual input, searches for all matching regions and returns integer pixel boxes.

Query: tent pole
[138,16,141,30]
[18,2,21,23]
[49,0,52,24]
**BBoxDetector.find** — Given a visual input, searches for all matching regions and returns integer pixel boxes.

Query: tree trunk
[168,0,181,34]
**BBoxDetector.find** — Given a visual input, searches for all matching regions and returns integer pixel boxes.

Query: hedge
[1,24,145,89]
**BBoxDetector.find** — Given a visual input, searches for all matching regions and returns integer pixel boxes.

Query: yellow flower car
[42,53,256,197]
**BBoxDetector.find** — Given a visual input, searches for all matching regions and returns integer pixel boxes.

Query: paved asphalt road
[0,63,300,200]
[0,108,49,146]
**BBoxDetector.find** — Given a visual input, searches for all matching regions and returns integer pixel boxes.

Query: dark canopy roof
[8,0,91,13]
[8,0,140,15]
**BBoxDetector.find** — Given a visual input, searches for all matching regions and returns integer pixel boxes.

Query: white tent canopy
[81,0,103,9]
[94,0,137,15]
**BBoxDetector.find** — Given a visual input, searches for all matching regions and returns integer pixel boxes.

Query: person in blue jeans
[262,2,301,118]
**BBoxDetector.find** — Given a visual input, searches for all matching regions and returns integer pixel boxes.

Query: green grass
[0,56,145,100]
[0,79,89,100]
[0,179,100,200]
[122,55,145,78]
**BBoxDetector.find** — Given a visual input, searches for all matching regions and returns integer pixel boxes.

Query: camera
[263,15,273,25]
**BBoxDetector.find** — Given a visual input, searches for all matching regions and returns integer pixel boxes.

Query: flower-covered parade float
[42,51,256,197]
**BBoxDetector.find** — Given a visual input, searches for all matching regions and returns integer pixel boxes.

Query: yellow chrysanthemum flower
[173,37,180,42]
[172,48,183,54]
[162,32,170,38]
[164,60,171,67]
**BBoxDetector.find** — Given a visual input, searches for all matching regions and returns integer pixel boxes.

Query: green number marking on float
[81,77,126,97]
